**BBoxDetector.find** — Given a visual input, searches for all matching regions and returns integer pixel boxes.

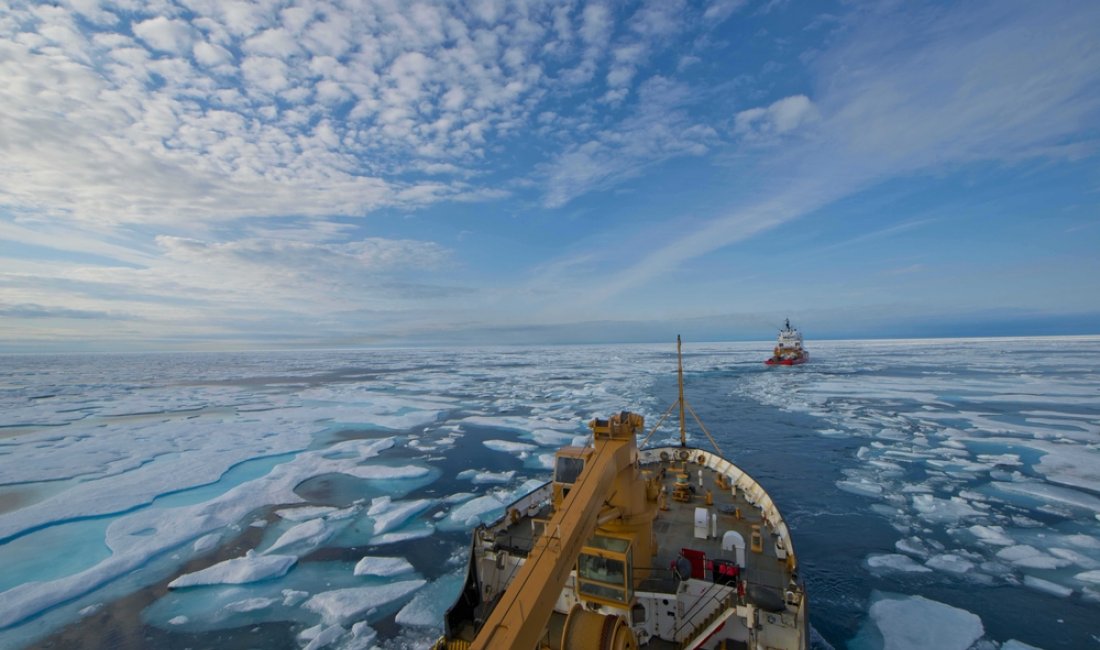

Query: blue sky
[1,0,1098,351]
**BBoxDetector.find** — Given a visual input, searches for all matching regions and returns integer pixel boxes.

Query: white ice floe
[192,533,221,553]
[968,525,1014,546]
[335,464,434,480]
[395,570,465,628]
[367,497,435,536]
[265,518,341,556]
[224,596,278,613]
[866,554,932,574]
[444,492,476,504]
[457,469,515,484]
[353,556,415,578]
[912,494,982,525]
[275,506,338,522]
[304,579,426,626]
[168,615,188,625]
[836,480,884,498]
[925,553,975,574]
[1001,641,1043,650]
[438,479,545,531]
[863,593,983,650]
[995,545,1071,570]
[349,621,378,647]
[483,439,538,454]
[0,437,397,629]
[168,551,297,588]
[1049,547,1098,569]
[370,524,436,546]
[303,624,346,650]
[1073,569,1100,584]
[1022,575,1073,597]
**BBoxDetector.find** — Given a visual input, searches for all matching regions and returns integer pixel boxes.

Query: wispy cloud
[570,0,1100,306]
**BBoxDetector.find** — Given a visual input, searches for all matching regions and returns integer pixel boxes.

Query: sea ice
[483,439,538,454]
[265,518,342,556]
[192,533,221,553]
[303,624,345,650]
[275,506,339,522]
[457,469,515,484]
[995,545,1071,570]
[394,569,465,628]
[1073,570,1100,584]
[367,497,435,535]
[1022,575,1072,597]
[863,593,983,650]
[837,480,884,498]
[336,464,434,480]
[370,522,436,546]
[968,525,1015,547]
[912,494,982,524]
[303,579,426,626]
[223,596,278,613]
[168,552,297,588]
[866,554,932,574]
[353,556,415,578]
[925,553,974,574]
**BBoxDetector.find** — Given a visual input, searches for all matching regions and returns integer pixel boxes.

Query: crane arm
[470,435,636,649]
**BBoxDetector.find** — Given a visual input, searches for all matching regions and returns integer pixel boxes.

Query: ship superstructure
[765,319,809,366]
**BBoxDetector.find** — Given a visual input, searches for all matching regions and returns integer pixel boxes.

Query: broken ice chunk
[168,551,297,588]
[304,580,426,626]
[353,556,415,578]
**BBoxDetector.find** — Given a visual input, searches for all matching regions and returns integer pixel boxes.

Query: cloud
[0,303,118,320]
[734,94,818,137]
[132,17,194,55]
[566,0,1100,306]
[704,0,749,22]
[540,76,716,207]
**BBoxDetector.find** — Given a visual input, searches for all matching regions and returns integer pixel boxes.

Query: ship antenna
[639,336,724,455]
[677,334,687,448]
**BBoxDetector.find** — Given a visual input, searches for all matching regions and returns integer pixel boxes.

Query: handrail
[673,579,732,639]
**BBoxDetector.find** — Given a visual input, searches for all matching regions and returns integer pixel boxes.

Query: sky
[1,0,1099,351]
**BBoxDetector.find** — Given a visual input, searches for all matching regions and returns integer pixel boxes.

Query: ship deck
[488,454,792,610]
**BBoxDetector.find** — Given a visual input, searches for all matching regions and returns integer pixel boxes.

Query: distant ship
[765,319,809,366]
[436,337,808,650]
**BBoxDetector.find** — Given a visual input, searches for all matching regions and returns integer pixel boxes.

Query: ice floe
[394,569,465,628]
[857,592,983,650]
[303,579,426,626]
[865,554,932,574]
[457,468,515,484]
[168,551,297,588]
[1022,575,1073,597]
[353,556,415,578]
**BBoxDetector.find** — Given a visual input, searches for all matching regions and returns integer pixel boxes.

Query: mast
[677,335,686,447]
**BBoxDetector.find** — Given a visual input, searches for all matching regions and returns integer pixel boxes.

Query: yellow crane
[470,411,653,650]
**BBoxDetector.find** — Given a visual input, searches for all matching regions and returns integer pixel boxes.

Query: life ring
[696,454,705,465]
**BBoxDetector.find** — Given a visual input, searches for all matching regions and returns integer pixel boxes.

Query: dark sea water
[1,338,1098,649]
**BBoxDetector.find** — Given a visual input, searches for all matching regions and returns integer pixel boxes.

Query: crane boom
[470,412,644,650]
